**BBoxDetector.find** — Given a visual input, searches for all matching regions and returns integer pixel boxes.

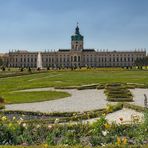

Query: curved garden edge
[0,103,145,125]
[1,90,71,104]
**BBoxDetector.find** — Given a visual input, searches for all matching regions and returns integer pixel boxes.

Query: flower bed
[0,103,123,124]
[0,109,147,147]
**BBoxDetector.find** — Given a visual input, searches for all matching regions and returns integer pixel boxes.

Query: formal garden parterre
[0,68,148,147]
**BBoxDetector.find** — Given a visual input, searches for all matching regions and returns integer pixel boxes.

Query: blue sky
[0,0,148,53]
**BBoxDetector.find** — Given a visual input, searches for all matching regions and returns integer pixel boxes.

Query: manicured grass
[0,68,148,104]
[1,91,70,104]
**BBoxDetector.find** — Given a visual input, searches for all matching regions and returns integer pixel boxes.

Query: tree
[0,58,3,66]
[135,57,148,69]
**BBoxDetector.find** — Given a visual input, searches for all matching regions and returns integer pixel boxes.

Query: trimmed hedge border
[105,83,133,102]
[123,103,145,112]
[77,84,99,90]
[54,86,79,89]
[0,103,123,124]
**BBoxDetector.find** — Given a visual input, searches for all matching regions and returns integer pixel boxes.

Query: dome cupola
[71,23,84,50]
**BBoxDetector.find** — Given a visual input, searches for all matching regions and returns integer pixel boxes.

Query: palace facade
[7,25,146,68]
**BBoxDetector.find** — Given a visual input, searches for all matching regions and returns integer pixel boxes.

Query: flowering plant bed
[0,109,147,147]
[0,103,123,124]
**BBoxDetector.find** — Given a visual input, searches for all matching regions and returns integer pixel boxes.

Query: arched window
[75,45,78,50]
[71,56,73,62]
[74,56,77,62]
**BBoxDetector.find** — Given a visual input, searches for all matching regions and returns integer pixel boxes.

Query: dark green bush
[77,84,98,90]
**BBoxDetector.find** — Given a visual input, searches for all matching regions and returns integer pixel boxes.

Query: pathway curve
[6,88,108,113]
[5,88,147,113]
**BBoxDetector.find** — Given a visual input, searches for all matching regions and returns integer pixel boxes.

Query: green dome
[71,25,83,41]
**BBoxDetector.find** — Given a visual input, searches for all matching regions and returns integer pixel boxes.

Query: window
[78,56,80,62]
[74,56,77,62]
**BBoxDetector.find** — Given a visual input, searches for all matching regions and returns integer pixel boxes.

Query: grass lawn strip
[1,91,70,104]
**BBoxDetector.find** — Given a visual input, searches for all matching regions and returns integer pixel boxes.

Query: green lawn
[0,68,148,104]
[2,91,70,104]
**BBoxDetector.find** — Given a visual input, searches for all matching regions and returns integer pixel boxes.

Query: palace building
[7,25,146,68]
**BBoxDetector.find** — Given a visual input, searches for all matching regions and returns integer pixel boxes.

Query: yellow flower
[102,113,106,116]
[117,137,121,145]
[122,137,127,144]
[104,123,110,129]
[2,116,7,121]
[8,123,13,128]
[12,116,16,120]
[43,144,48,148]
[17,120,22,125]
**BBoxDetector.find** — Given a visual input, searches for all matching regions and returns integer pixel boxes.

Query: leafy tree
[135,57,148,69]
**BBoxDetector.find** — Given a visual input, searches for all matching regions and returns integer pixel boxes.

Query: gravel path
[5,88,147,113]
[82,108,144,124]
[6,88,108,113]
[130,88,148,107]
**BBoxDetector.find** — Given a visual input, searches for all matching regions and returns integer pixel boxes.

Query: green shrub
[77,84,98,90]
[96,84,105,89]
[123,103,145,112]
